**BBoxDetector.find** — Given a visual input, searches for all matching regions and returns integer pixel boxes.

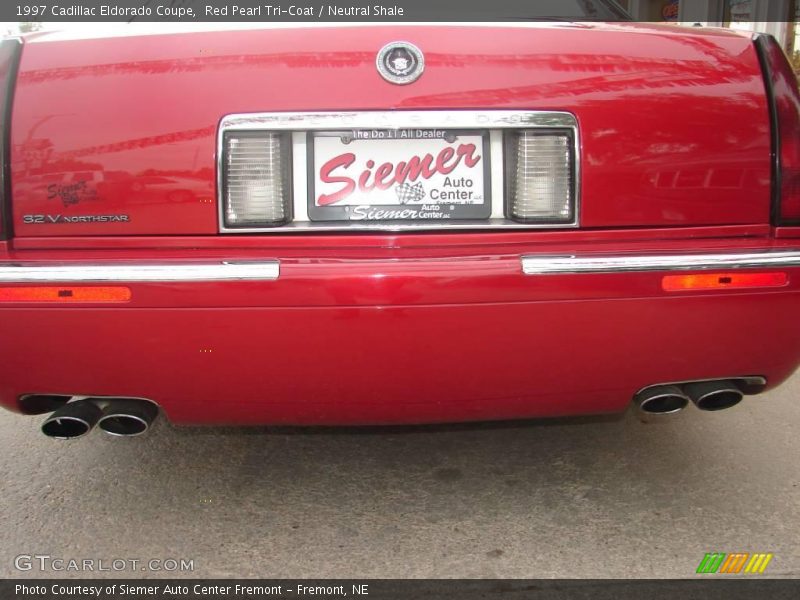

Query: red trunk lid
[9,23,771,236]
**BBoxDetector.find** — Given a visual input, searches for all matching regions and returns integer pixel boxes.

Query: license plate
[308,129,491,222]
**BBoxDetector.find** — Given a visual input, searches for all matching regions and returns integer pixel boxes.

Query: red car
[1,17,799,438]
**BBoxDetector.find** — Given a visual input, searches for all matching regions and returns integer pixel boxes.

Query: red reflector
[662,273,788,292]
[0,287,131,303]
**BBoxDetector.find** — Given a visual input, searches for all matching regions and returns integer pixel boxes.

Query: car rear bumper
[1,243,799,425]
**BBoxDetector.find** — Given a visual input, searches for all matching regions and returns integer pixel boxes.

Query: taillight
[755,34,800,226]
[0,38,21,241]
[505,130,577,224]
[220,131,292,228]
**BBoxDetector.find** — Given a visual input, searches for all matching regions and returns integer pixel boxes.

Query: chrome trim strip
[219,110,579,132]
[521,250,800,275]
[217,110,580,233]
[0,261,280,283]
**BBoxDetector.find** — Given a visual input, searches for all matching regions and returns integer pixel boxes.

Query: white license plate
[308,130,491,222]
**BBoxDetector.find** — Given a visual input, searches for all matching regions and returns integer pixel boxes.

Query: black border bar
[6,0,635,22]
[4,0,798,23]
[3,579,800,600]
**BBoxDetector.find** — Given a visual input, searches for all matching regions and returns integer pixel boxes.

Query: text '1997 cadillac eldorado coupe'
[1,12,800,438]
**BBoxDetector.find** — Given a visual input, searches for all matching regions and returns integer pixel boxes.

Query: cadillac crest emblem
[376,41,424,85]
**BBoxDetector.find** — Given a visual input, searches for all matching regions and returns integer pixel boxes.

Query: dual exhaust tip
[34,379,755,435]
[40,398,159,440]
[634,379,747,416]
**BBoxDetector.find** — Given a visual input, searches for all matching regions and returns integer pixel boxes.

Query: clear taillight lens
[222,132,292,228]
[506,130,576,224]
[756,35,800,225]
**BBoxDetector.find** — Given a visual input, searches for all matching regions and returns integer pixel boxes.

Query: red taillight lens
[755,35,800,225]
[0,38,21,240]
[783,167,800,221]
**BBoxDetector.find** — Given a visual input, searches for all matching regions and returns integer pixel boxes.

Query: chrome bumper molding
[219,110,579,132]
[521,250,800,275]
[0,261,280,283]
[2,251,798,282]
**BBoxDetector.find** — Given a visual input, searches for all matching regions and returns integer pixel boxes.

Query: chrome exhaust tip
[633,384,690,415]
[41,400,103,439]
[97,399,158,437]
[683,380,744,411]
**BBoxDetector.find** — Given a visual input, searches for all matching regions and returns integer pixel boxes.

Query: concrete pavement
[1,374,798,578]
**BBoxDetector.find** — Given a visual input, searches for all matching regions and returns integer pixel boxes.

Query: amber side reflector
[0,286,131,303]
[662,273,788,292]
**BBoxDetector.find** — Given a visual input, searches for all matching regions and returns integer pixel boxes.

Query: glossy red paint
[1,237,800,424]
[1,282,799,425]
[775,226,800,238]
[10,24,771,236]
[10,223,774,251]
[2,24,798,427]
